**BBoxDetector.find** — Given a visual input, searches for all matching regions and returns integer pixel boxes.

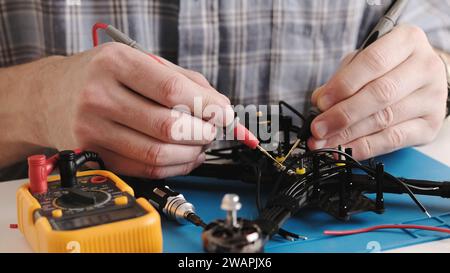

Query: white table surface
[1,120,449,253]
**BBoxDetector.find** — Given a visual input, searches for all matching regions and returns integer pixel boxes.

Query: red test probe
[233,120,286,169]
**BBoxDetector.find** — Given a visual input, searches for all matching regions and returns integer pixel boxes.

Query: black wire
[205,145,246,160]
[206,151,234,159]
[301,148,360,164]
[208,134,430,221]
[208,145,245,153]
[279,101,307,122]
[254,165,263,213]
[186,213,207,228]
[315,153,429,215]
[267,207,279,219]
[205,157,229,162]
[289,168,347,198]
[281,165,331,198]
[280,148,429,216]
[382,171,430,214]
[401,182,440,191]
[261,207,277,220]
[268,172,286,202]
[267,207,285,222]
[345,161,429,215]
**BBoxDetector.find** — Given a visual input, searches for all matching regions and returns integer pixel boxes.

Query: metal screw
[221,194,242,228]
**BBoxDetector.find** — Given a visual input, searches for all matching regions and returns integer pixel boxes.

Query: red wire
[92,22,108,47]
[324,225,450,236]
[147,53,165,65]
[91,22,165,65]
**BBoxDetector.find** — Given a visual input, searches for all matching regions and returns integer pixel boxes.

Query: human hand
[309,25,448,160]
[34,43,233,178]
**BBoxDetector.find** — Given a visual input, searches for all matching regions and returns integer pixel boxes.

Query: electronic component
[17,150,163,253]
[188,100,450,252]
[202,194,265,253]
[148,186,206,228]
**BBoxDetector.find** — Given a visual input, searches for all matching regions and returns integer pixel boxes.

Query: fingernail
[311,86,325,105]
[223,104,235,127]
[318,94,333,111]
[314,139,327,149]
[314,121,328,139]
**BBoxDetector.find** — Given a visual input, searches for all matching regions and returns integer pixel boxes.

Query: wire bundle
[206,134,447,240]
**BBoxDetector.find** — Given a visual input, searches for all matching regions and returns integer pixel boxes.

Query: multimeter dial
[53,190,111,210]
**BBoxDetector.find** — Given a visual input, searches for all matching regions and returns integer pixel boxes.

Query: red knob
[28,155,48,194]
[27,149,83,194]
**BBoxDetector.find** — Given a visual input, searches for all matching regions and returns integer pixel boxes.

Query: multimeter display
[32,175,147,231]
[50,206,146,231]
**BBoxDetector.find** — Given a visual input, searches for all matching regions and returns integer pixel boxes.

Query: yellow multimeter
[17,150,163,253]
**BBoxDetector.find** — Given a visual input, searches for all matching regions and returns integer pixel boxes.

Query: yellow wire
[280,139,301,164]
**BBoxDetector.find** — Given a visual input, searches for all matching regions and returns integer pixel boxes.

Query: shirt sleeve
[400,0,450,53]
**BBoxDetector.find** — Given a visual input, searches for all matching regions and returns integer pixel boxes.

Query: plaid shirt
[1,0,450,112]
[0,0,449,180]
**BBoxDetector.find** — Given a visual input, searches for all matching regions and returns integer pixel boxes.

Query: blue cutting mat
[161,148,450,253]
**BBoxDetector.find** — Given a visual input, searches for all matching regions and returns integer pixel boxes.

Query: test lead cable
[92,22,164,64]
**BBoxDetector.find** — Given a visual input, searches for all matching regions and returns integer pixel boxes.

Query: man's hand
[309,25,448,160]
[26,42,233,178]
